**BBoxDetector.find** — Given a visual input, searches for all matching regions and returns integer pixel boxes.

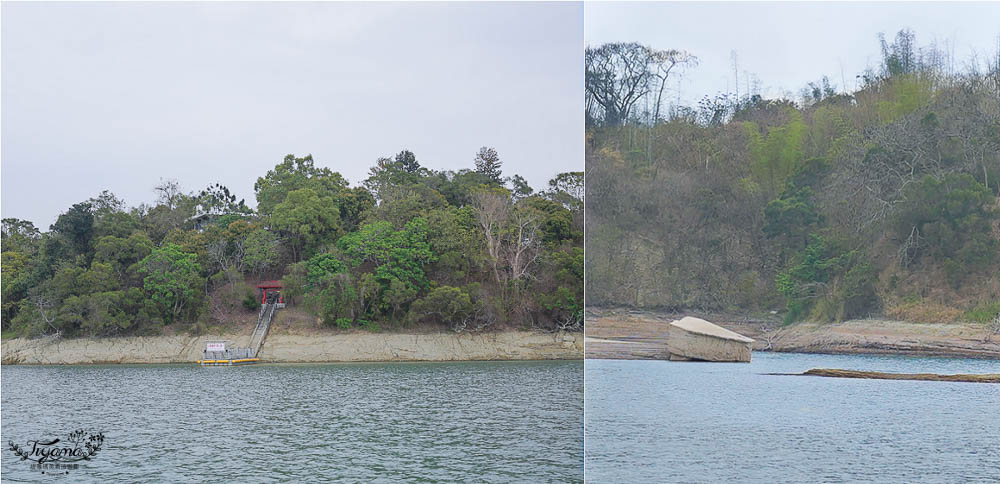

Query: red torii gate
[256,280,284,305]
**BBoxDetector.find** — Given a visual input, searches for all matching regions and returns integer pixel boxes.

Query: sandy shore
[586,309,1000,359]
[1,330,583,365]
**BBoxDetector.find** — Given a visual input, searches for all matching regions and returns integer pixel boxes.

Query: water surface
[2,361,583,482]
[585,353,1000,483]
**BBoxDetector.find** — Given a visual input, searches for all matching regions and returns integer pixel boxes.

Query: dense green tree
[6,146,579,335]
[474,147,503,182]
[409,285,477,330]
[138,244,204,324]
[545,171,585,212]
[50,202,95,256]
[508,174,534,201]
[425,206,481,284]
[431,169,499,207]
[94,232,154,281]
[763,186,823,249]
[2,218,41,254]
[254,154,350,216]
[338,218,435,295]
[523,197,577,245]
[196,183,252,217]
[894,174,997,283]
[270,188,341,261]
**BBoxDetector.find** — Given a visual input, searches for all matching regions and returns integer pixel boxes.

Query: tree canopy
[4,147,583,336]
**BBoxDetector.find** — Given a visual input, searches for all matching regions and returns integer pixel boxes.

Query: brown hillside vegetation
[586,30,1000,328]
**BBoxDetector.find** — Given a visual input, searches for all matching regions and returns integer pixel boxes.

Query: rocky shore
[1,330,583,365]
[586,309,1000,360]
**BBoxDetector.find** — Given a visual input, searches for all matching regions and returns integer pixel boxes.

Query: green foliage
[50,202,95,256]
[431,169,500,207]
[242,293,261,311]
[425,207,481,284]
[523,197,577,245]
[254,154,350,216]
[744,110,807,195]
[587,28,999,323]
[280,262,308,305]
[94,232,154,280]
[1,250,36,325]
[305,253,348,285]
[895,174,997,285]
[335,317,352,329]
[876,75,934,122]
[243,227,280,276]
[338,218,435,294]
[270,188,342,260]
[2,218,41,254]
[546,171,585,212]
[78,288,144,336]
[7,148,579,335]
[368,184,447,229]
[534,247,584,329]
[138,244,204,324]
[409,285,477,330]
[474,147,503,182]
[303,251,380,325]
[363,151,426,203]
[776,235,877,323]
[763,186,823,248]
[964,301,1000,324]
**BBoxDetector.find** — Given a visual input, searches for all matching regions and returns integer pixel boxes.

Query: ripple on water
[2,361,583,483]
[585,352,1000,484]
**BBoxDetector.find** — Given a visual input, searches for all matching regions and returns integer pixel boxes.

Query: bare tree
[154,179,184,210]
[471,188,542,286]
[29,288,61,335]
[651,49,697,122]
[586,42,655,126]
[987,313,1000,343]
[471,188,510,285]
[586,42,697,126]
[504,208,542,283]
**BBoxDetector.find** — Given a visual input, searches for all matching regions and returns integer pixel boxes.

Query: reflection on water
[2,361,583,483]
[585,353,1000,483]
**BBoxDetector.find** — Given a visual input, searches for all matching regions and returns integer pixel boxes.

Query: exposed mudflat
[586,308,1000,360]
[1,330,583,365]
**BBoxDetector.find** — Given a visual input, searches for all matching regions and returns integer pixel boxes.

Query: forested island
[586,30,1000,337]
[2,148,583,341]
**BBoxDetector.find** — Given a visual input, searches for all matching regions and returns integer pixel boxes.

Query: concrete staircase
[249,302,276,357]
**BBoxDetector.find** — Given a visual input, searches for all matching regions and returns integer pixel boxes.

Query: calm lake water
[2,361,583,483]
[585,353,1000,483]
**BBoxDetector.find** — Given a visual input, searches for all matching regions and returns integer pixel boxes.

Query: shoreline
[585,309,1000,360]
[1,330,583,365]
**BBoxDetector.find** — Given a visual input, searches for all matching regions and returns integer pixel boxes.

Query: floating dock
[198,299,279,366]
[197,357,260,366]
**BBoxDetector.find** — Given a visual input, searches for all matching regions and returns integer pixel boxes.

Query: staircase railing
[249,302,276,357]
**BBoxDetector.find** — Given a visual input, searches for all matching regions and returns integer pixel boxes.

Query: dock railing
[199,301,278,364]
[201,346,255,361]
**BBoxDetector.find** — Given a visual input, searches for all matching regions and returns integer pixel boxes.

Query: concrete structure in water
[666,317,754,362]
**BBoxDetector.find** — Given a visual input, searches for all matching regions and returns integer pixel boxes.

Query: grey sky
[2,2,583,228]
[586,2,1000,107]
